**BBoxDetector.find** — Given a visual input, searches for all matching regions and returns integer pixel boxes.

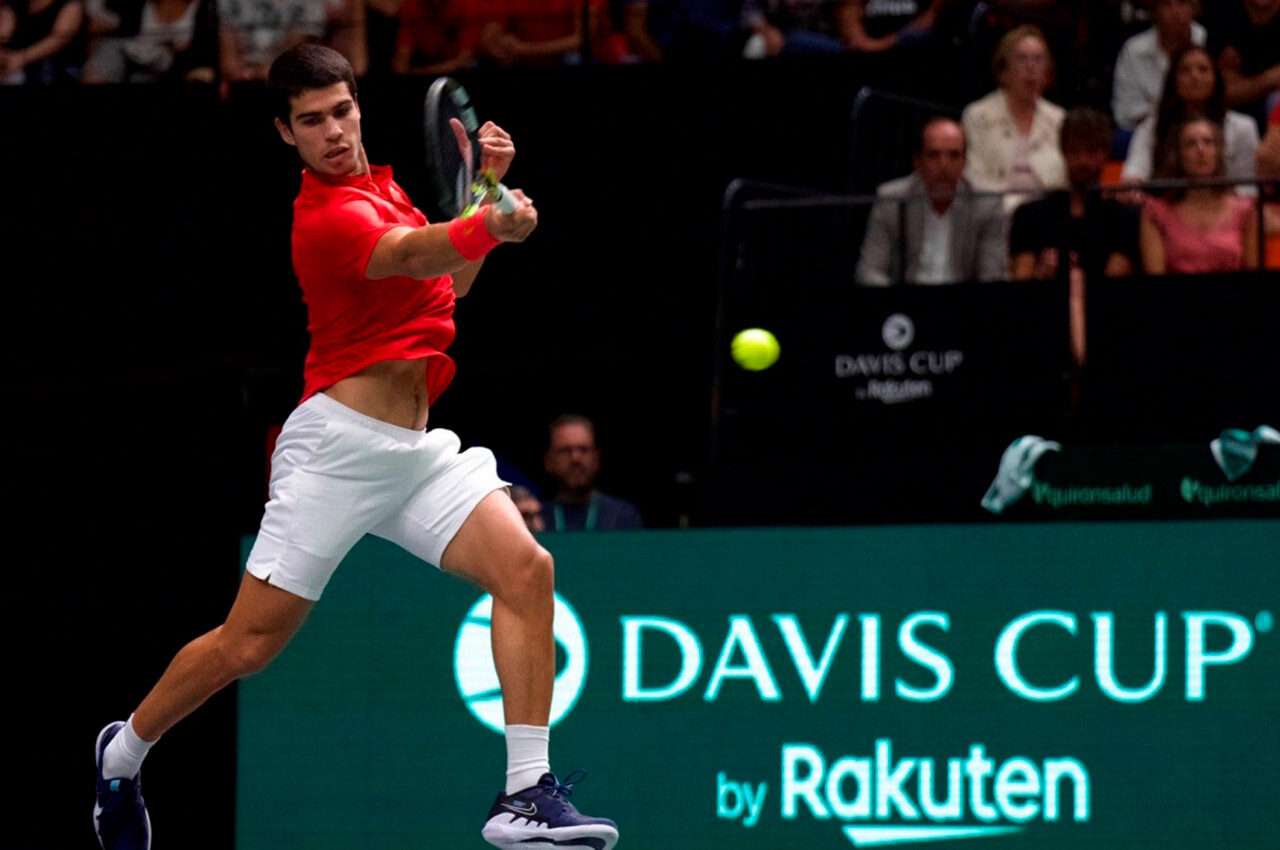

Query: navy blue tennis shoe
[482,770,618,850]
[93,722,151,850]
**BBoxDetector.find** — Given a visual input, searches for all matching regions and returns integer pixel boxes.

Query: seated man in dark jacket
[541,414,643,532]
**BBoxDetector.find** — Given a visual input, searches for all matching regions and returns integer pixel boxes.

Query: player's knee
[496,544,554,606]
[217,630,284,679]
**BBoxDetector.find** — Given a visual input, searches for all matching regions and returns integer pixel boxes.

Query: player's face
[1179,120,1219,177]
[916,121,966,197]
[1174,50,1215,106]
[275,83,365,177]
[545,423,600,492]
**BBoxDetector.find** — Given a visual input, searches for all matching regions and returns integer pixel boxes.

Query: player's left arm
[367,194,537,282]
[449,122,519,298]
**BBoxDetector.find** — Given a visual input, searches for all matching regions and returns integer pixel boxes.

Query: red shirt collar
[301,163,395,193]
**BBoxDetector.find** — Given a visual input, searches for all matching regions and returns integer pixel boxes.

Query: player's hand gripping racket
[424,77,517,220]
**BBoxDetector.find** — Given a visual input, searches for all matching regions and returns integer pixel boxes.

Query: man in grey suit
[856,118,1008,285]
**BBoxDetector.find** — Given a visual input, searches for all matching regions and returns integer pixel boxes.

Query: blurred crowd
[856,18,1280,284]
[3,0,1276,271]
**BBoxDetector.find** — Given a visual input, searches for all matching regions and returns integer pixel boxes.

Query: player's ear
[275,117,297,147]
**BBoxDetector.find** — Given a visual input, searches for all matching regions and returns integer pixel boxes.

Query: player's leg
[132,574,314,740]
[371,433,617,850]
[95,393,396,850]
[439,492,618,850]
[94,574,313,850]
[376,476,555,782]
[440,490,554,729]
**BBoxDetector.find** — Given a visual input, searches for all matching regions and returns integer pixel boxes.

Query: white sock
[504,724,550,795]
[101,715,156,780]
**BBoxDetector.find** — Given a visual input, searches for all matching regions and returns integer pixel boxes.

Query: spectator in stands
[478,0,603,67]
[392,0,488,74]
[218,0,366,91]
[1010,107,1139,281]
[856,117,1007,285]
[619,0,746,63]
[83,0,216,83]
[1205,0,1280,131]
[961,24,1066,212]
[1112,0,1204,133]
[1122,44,1259,191]
[0,0,85,84]
[1258,101,1280,268]
[839,0,954,54]
[1139,116,1259,273]
[509,484,546,533]
[741,0,848,57]
[541,414,644,532]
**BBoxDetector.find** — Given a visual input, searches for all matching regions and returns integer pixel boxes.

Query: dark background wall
[5,55,1276,848]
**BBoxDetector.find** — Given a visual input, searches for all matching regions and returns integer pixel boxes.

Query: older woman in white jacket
[961,24,1066,213]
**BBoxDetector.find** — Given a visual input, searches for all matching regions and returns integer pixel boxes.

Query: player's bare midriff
[322,358,431,430]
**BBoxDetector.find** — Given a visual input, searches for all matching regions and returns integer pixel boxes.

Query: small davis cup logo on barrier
[838,313,963,405]
[881,314,915,350]
[454,592,588,732]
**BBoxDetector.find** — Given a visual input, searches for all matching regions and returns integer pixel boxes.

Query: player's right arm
[365,192,538,281]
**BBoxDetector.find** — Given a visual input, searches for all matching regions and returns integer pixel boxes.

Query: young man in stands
[1009,107,1139,281]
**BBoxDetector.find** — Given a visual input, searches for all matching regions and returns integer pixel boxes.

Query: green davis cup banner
[236,521,1279,849]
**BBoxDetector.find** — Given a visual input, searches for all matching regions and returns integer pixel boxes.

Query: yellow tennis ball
[731,328,780,371]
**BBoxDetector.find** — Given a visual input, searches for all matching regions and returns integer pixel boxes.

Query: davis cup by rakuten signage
[238,521,1278,849]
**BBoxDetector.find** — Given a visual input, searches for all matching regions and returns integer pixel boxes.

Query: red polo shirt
[291,165,458,404]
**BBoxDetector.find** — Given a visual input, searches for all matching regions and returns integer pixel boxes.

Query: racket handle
[494,183,517,214]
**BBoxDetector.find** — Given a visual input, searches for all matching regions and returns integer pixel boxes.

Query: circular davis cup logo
[882,313,915,350]
[454,592,588,733]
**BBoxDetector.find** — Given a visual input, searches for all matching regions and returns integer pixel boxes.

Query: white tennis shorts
[244,392,508,600]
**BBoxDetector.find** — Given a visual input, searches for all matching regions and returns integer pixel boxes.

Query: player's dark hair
[1060,107,1113,153]
[267,44,357,126]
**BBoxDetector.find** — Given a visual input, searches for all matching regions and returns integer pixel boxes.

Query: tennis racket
[423,76,518,220]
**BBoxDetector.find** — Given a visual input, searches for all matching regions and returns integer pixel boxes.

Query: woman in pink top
[1140,117,1259,274]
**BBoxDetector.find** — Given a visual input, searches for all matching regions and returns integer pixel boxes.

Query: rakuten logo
[782,740,1088,845]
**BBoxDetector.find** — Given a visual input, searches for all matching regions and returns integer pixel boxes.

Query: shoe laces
[549,768,588,800]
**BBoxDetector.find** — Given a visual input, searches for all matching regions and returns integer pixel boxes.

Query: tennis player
[93,43,618,850]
